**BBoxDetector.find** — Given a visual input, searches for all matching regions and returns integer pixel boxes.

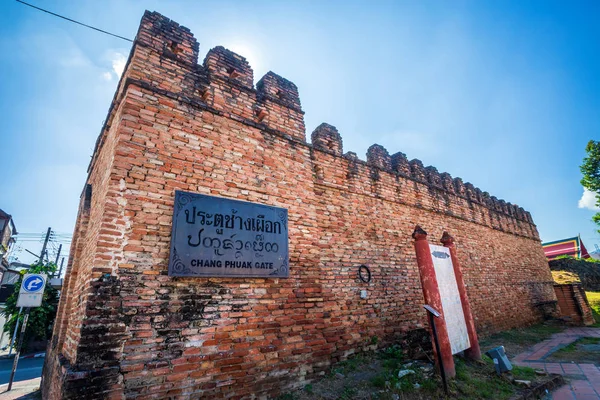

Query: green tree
[581,140,600,234]
[1,262,60,351]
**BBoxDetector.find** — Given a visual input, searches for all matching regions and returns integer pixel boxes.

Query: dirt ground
[282,344,549,400]
[294,358,437,400]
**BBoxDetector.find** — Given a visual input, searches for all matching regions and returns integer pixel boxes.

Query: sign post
[412,226,455,378]
[441,232,481,360]
[423,305,448,395]
[412,226,483,382]
[7,307,23,357]
[7,273,47,391]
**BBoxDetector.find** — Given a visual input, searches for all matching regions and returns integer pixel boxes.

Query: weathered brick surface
[554,284,595,325]
[43,11,555,399]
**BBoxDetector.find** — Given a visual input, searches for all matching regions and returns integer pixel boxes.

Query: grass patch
[451,357,516,400]
[339,386,357,399]
[480,322,564,357]
[380,344,405,370]
[370,373,387,388]
[332,353,368,375]
[489,324,563,345]
[276,393,298,400]
[586,291,600,326]
[557,337,600,353]
[293,342,551,399]
[546,336,600,363]
[512,365,537,380]
[367,345,429,393]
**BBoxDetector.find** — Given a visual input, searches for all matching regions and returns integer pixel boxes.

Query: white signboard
[16,273,47,308]
[429,245,470,354]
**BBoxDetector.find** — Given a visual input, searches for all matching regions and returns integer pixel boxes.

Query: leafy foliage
[1,262,59,351]
[580,140,600,233]
[554,254,599,263]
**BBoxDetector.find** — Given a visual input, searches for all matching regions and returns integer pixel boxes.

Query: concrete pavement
[0,377,41,399]
[513,327,600,400]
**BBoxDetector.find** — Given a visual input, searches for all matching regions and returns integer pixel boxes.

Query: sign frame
[16,273,47,308]
[429,244,470,355]
[167,191,289,278]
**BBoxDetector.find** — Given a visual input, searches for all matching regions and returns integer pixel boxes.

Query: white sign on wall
[429,245,470,355]
[16,273,47,308]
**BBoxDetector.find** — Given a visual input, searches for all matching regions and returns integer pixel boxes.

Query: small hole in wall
[227,67,240,79]
[169,41,181,54]
[313,165,324,180]
[276,89,285,100]
[254,107,267,122]
[199,87,210,101]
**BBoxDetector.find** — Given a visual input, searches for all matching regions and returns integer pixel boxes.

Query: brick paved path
[512,327,600,400]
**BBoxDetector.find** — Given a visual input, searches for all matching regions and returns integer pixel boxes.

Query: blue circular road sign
[22,275,45,293]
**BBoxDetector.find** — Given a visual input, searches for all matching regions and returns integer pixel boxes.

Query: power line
[15,231,72,235]
[16,0,133,42]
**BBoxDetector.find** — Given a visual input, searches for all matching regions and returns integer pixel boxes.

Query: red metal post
[441,231,482,360]
[412,226,456,378]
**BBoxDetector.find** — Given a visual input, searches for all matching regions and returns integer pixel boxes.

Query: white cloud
[111,52,127,77]
[101,50,128,81]
[578,188,600,210]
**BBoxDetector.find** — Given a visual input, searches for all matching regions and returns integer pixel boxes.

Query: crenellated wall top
[93,10,538,239]
[307,124,537,231]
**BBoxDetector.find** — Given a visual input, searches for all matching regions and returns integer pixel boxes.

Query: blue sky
[1,0,599,264]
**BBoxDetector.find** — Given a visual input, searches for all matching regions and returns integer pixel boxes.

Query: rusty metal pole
[412,225,456,378]
[441,231,481,360]
[7,310,30,391]
[426,308,448,395]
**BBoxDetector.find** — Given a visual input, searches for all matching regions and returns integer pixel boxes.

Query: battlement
[97,10,538,241]
[257,71,302,112]
[311,123,343,155]
[367,144,392,170]
[121,11,306,142]
[306,121,537,238]
[136,11,199,66]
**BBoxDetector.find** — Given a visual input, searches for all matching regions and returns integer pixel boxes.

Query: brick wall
[554,284,595,326]
[43,11,555,400]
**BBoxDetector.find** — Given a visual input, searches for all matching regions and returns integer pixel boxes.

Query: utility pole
[54,243,62,264]
[58,257,65,278]
[7,227,51,391]
[40,227,51,264]
[54,244,62,276]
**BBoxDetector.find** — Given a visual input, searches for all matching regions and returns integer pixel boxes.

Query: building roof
[0,208,17,235]
[542,236,590,260]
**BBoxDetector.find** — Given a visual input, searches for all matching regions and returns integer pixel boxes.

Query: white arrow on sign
[27,278,43,291]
